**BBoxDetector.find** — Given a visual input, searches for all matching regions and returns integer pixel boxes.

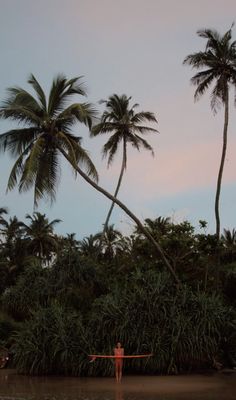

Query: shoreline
[1,369,236,396]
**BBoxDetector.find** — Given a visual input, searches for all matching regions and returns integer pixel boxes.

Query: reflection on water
[0,369,236,400]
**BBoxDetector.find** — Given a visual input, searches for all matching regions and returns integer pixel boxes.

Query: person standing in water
[114,342,124,382]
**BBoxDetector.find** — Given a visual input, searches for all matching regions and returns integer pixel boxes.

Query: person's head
[116,342,122,348]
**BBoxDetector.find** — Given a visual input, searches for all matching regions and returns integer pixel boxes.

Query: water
[0,369,235,400]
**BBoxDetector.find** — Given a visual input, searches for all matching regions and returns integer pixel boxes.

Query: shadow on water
[0,369,236,400]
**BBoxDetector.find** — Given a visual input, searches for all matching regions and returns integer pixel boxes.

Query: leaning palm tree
[0,74,179,284]
[92,94,157,233]
[183,26,236,239]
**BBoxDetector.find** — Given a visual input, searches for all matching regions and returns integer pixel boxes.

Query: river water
[0,369,235,400]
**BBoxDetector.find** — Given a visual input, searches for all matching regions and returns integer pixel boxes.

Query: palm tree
[183,27,236,239]
[0,207,8,243]
[0,74,179,284]
[78,234,100,258]
[221,228,236,262]
[92,94,158,233]
[0,215,24,247]
[22,212,60,263]
[94,224,124,259]
[0,215,29,279]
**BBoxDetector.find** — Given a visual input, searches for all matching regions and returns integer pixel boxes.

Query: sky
[0,0,236,239]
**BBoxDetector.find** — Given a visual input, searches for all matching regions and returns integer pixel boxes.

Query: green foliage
[88,269,233,375]
[1,262,50,320]
[0,313,18,346]
[12,304,89,375]
[0,211,236,376]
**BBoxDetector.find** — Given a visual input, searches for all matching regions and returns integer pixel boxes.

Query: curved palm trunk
[215,88,229,240]
[59,147,180,285]
[103,138,127,234]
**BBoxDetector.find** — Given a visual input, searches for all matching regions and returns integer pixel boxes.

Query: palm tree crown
[0,74,98,206]
[92,94,157,167]
[22,212,60,262]
[183,27,236,109]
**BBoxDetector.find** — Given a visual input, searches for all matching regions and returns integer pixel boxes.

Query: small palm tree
[92,94,158,233]
[78,234,100,258]
[0,215,29,279]
[183,26,236,239]
[94,224,124,259]
[221,228,236,262]
[22,212,60,263]
[0,75,179,284]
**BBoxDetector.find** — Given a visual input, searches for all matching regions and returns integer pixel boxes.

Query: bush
[12,304,89,375]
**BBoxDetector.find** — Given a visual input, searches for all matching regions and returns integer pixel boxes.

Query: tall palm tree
[0,74,179,284]
[183,27,236,239]
[92,94,158,233]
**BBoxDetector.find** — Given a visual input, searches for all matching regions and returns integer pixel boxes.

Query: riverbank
[1,369,236,400]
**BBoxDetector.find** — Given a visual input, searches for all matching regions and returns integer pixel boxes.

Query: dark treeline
[0,210,236,376]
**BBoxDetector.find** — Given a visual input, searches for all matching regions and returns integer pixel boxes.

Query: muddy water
[0,369,235,400]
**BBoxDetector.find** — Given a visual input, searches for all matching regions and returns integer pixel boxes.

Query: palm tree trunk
[59,146,180,285]
[103,138,127,233]
[215,88,229,240]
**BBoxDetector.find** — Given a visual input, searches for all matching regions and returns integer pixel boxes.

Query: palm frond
[211,76,228,111]
[0,128,39,156]
[191,73,215,101]
[0,104,41,125]
[33,146,61,206]
[7,143,33,191]
[131,111,157,124]
[102,132,121,167]
[48,75,87,117]
[18,137,45,196]
[130,135,155,156]
[57,131,98,182]
[28,74,47,111]
[57,102,96,129]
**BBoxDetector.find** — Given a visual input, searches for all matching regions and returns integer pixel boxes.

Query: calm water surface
[0,369,235,400]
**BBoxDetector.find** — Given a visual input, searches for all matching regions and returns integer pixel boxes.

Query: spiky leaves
[92,94,157,168]
[0,75,98,206]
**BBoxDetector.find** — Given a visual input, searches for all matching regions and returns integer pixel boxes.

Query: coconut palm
[92,94,158,233]
[183,27,236,239]
[0,216,29,280]
[94,224,124,259]
[78,234,100,258]
[22,212,60,263]
[0,215,24,247]
[0,75,179,284]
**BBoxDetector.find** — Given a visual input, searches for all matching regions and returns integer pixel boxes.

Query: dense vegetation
[0,211,236,375]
